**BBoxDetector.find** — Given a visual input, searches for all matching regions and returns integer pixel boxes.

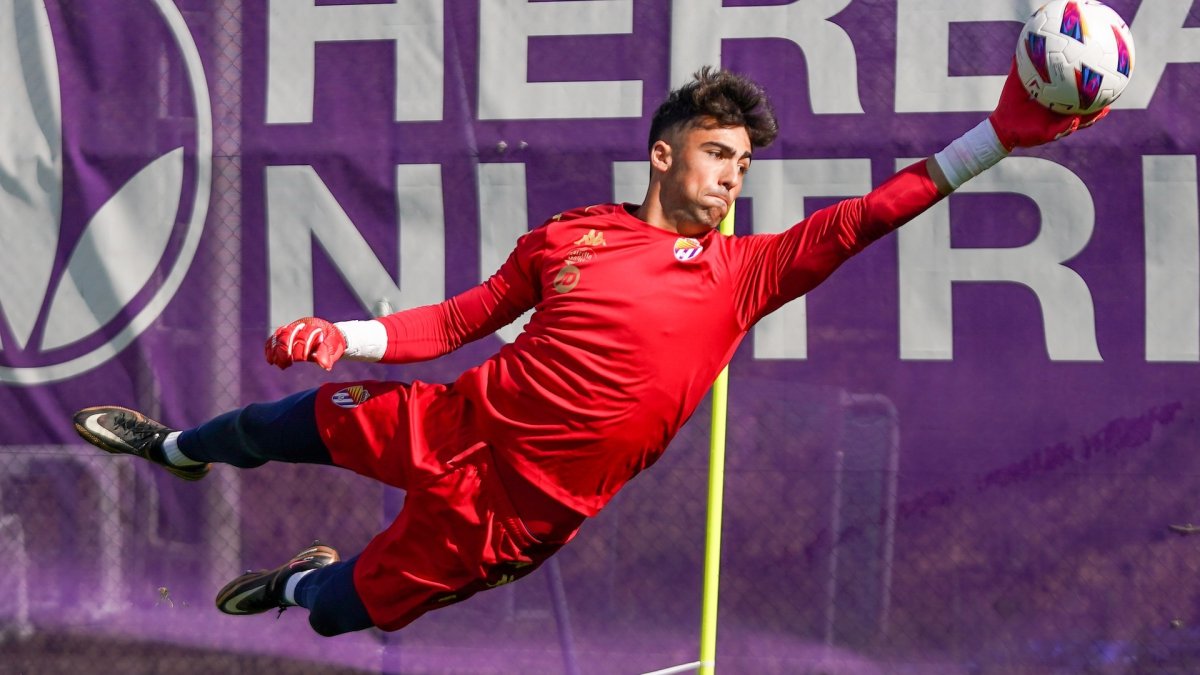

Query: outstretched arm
[786,59,1112,266]
[737,61,1110,323]
[266,230,545,370]
[370,267,535,364]
[929,60,1108,195]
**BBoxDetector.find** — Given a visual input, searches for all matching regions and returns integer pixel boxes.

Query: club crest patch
[332,385,370,409]
[673,238,704,262]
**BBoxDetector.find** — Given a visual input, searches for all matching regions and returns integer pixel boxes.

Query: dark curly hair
[647,66,778,151]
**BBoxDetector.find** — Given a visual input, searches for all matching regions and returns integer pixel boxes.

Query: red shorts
[314,380,577,631]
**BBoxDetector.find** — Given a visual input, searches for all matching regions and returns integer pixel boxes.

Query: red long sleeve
[376,229,546,363]
[734,160,943,325]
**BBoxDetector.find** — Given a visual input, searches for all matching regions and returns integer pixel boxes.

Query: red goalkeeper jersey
[370,161,942,515]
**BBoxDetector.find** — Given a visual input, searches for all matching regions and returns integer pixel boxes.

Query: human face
[655,122,752,236]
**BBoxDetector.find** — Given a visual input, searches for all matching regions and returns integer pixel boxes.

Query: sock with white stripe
[284,569,316,607]
[162,431,205,467]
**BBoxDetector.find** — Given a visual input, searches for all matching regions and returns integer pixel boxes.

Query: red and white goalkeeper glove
[934,60,1109,191]
[265,317,346,371]
[988,60,1108,151]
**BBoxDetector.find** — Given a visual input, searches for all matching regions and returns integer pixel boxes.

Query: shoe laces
[112,412,165,450]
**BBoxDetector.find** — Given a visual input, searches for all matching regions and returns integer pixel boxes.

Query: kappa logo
[332,385,371,409]
[573,229,606,247]
[0,0,211,385]
[673,238,704,262]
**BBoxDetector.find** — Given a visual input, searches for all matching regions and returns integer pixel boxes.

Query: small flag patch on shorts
[332,385,370,409]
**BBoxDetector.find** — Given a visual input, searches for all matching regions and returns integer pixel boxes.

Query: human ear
[649,140,672,172]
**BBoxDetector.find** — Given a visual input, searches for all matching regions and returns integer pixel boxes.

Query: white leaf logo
[41,148,184,350]
[0,0,212,385]
[0,0,61,351]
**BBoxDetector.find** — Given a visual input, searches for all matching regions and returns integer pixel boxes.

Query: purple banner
[3,0,1200,672]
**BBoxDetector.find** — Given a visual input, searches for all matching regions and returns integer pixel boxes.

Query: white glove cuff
[932,120,1010,190]
[334,320,387,362]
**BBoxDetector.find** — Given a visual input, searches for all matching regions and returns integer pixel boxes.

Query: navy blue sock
[294,555,375,636]
[177,389,332,467]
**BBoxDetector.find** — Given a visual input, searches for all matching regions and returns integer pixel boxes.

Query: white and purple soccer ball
[1015,0,1135,114]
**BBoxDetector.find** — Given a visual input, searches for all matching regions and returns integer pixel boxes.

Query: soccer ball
[1014,0,1135,114]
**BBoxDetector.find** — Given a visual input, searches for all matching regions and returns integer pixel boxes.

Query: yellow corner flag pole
[699,202,735,675]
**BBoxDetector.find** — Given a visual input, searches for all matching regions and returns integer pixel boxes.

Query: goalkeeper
[73,64,1106,637]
